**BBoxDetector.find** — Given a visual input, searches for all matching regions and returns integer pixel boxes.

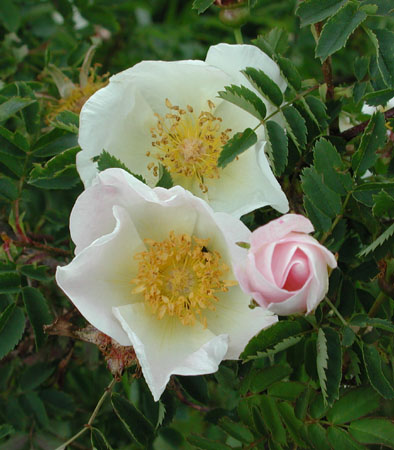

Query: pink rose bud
[236,214,337,315]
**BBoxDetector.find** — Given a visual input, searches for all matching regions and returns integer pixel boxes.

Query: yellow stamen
[131,231,236,327]
[149,99,231,192]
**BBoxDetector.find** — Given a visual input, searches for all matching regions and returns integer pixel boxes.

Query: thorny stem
[234,27,244,44]
[314,22,334,101]
[340,107,394,141]
[54,378,117,450]
[1,232,71,257]
[325,296,348,327]
[173,381,211,412]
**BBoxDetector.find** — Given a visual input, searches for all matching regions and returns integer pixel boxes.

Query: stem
[234,28,243,44]
[325,296,348,327]
[340,107,394,141]
[368,291,388,318]
[1,232,71,257]
[55,378,117,450]
[320,190,352,245]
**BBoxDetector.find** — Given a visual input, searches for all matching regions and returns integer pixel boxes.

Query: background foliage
[0,0,394,449]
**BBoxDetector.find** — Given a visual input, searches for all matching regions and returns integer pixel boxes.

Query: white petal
[56,206,145,345]
[113,303,228,401]
[204,141,289,217]
[205,287,278,359]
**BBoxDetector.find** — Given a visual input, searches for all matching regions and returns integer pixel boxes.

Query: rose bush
[235,214,337,315]
[56,168,277,400]
[77,43,289,217]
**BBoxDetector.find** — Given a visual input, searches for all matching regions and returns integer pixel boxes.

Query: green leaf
[218,417,254,444]
[353,182,394,207]
[192,0,214,14]
[276,56,302,91]
[19,264,50,281]
[0,126,29,152]
[242,67,283,107]
[374,29,394,87]
[22,391,49,427]
[241,319,310,360]
[16,82,40,135]
[282,106,307,150]
[301,167,342,218]
[296,0,347,27]
[0,175,18,201]
[0,305,25,359]
[111,392,155,447]
[357,222,394,257]
[314,138,353,195]
[316,3,367,61]
[0,97,35,122]
[363,88,394,106]
[304,196,332,232]
[250,364,292,393]
[277,401,307,447]
[22,287,52,349]
[316,327,342,406]
[362,343,394,399]
[352,112,387,176]
[91,428,114,450]
[187,434,232,450]
[268,381,306,401]
[307,423,331,450]
[217,128,257,169]
[177,375,208,404]
[349,418,394,448]
[93,150,147,184]
[156,165,173,188]
[218,84,267,121]
[253,28,289,59]
[326,386,380,424]
[350,314,394,333]
[28,147,80,189]
[0,424,14,440]
[265,120,288,176]
[304,96,328,129]
[0,0,21,32]
[258,396,286,444]
[373,189,394,218]
[33,128,78,157]
[50,110,79,134]
[354,56,369,81]
[0,271,20,293]
[327,426,367,450]
[20,362,54,391]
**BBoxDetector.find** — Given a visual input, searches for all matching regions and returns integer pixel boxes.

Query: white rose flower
[77,43,289,218]
[56,168,277,401]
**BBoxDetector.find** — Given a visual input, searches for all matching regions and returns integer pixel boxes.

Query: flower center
[148,99,231,192]
[131,231,236,327]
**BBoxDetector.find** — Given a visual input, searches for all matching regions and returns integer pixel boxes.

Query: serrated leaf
[252,28,289,59]
[357,222,394,257]
[316,3,367,61]
[265,120,288,175]
[304,196,332,232]
[50,110,79,134]
[218,417,254,444]
[111,392,154,447]
[22,391,49,427]
[93,150,147,184]
[307,423,331,450]
[313,138,353,195]
[374,29,394,87]
[373,190,394,218]
[250,364,292,393]
[352,112,386,176]
[364,88,394,106]
[276,56,302,91]
[156,165,173,188]
[0,126,29,152]
[282,106,307,149]
[301,167,342,219]
[350,314,394,333]
[187,434,231,450]
[19,264,49,281]
[317,327,341,406]
[327,426,367,450]
[362,343,394,399]
[0,97,35,122]
[277,402,308,447]
[268,381,306,401]
[0,306,25,359]
[22,287,52,349]
[0,271,20,293]
[28,146,80,189]
[326,387,380,424]
[241,319,309,360]
[217,128,257,169]
[20,362,54,391]
[349,418,394,448]
[296,0,347,27]
[0,175,18,201]
[353,182,394,207]
[304,96,328,128]
[192,0,214,14]
[258,396,286,444]
[91,428,114,450]
[218,84,267,121]
[16,82,40,135]
[242,67,283,107]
